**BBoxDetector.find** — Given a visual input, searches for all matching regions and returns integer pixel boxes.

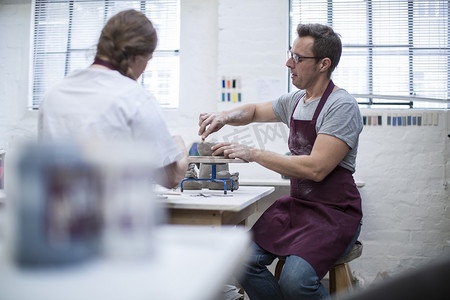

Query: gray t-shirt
[272,88,363,173]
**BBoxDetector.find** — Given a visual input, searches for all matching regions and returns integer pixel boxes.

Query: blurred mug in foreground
[5,141,161,267]
[7,142,101,266]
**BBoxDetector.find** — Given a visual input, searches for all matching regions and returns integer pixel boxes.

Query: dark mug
[12,142,102,267]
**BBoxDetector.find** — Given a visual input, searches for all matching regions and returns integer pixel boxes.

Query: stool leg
[274,257,286,280]
[329,263,354,295]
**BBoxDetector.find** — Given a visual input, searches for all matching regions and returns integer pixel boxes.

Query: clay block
[208,171,239,191]
[181,163,202,190]
[182,180,202,190]
[197,142,224,156]
[198,163,229,188]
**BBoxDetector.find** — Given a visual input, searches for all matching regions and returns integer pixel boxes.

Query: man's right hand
[198,112,228,140]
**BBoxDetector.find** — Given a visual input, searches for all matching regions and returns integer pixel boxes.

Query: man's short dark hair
[297,23,342,78]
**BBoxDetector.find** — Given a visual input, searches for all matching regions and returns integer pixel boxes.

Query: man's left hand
[211,142,256,162]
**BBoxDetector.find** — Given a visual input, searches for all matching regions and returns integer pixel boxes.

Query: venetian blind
[290,0,450,108]
[31,0,180,109]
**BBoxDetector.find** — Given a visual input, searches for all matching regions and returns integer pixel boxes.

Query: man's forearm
[223,104,257,126]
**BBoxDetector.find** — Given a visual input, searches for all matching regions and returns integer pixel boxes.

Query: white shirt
[38,67,182,169]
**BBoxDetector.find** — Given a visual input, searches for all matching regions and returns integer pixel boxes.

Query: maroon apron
[252,81,362,279]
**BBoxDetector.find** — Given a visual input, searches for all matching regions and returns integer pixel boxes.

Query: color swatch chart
[362,112,439,126]
[386,112,438,126]
[221,76,242,103]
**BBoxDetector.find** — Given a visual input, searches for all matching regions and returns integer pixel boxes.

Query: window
[31,0,180,110]
[290,0,449,109]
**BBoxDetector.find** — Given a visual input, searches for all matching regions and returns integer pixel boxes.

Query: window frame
[30,0,180,110]
[289,0,450,109]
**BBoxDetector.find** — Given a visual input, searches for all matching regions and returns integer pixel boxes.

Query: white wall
[353,109,450,283]
[0,0,35,146]
[0,0,449,286]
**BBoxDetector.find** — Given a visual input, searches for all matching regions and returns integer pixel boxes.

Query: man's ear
[319,58,331,73]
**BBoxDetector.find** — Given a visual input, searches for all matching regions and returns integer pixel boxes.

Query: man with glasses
[198,23,362,300]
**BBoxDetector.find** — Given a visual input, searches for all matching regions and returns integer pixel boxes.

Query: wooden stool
[274,241,363,295]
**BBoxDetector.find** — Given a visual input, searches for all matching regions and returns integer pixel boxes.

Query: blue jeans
[238,224,361,300]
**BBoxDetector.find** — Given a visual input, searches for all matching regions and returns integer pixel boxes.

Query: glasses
[287,50,320,64]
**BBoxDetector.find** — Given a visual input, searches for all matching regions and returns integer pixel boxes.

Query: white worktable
[0,225,250,300]
[160,186,275,226]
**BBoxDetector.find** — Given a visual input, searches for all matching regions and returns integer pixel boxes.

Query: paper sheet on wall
[256,78,284,102]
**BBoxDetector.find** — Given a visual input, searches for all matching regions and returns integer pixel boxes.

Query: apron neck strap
[312,80,335,121]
